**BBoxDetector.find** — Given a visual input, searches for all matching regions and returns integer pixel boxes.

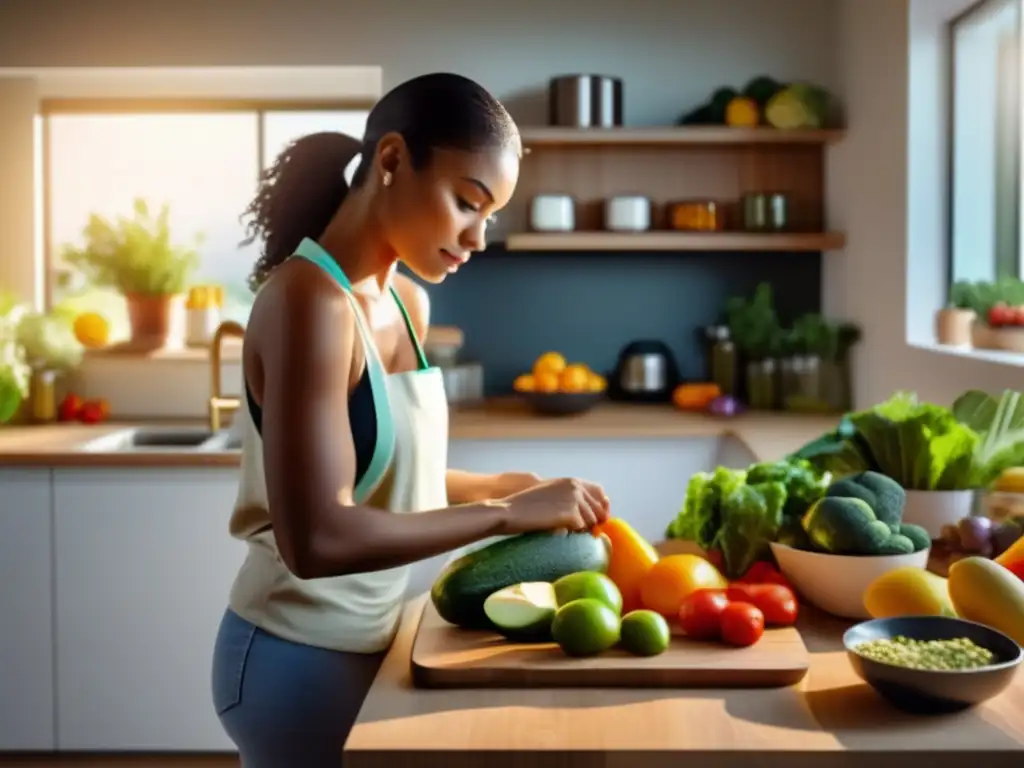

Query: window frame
[39,96,375,311]
[945,0,1022,296]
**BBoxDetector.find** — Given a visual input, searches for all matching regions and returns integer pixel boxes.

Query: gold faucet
[209,320,245,432]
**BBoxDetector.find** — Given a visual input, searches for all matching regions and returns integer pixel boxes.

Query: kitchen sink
[198,429,242,452]
[76,426,217,452]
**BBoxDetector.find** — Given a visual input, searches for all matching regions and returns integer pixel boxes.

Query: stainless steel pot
[548,75,623,127]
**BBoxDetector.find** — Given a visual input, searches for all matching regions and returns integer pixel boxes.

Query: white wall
[0,0,842,420]
[824,0,1024,410]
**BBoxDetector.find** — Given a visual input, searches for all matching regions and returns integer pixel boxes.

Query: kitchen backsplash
[423,247,822,395]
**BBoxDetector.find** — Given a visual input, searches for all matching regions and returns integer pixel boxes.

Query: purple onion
[707,395,744,417]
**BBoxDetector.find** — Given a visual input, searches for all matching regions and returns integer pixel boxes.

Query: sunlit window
[948,0,1020,285]
[44,108,369,341]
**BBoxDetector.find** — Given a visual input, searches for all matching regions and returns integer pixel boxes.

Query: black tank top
[244,371,377,486]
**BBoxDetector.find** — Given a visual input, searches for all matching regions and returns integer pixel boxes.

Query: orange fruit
[559,364,590,393]
[587,372,606,393]
[73,312,110,349]
[639,554,728,617]
[513,374,536,392]
[533,352,566,378]
[534,371,560,393]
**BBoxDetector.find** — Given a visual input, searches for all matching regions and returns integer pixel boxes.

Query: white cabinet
[0,468,55,750]
[53,468,246,751]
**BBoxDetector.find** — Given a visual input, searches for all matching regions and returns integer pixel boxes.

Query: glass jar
[746,358,777,410]
[28,368,57,423]
[708,326,738,396]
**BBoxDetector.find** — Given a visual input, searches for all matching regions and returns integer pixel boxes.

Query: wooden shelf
[503,231,846,252]
[519,126,845,148]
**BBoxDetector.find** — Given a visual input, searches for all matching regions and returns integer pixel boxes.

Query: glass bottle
[708,326,738,396]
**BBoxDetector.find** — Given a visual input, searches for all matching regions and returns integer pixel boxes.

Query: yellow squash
[862,566,955,619]
[947,556,1024,646]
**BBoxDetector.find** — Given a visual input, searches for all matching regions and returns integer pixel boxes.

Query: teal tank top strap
[289,237,395,504]
[388,286,431,371]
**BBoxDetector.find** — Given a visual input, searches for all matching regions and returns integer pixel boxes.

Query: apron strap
[290,237,395,504]
[389,285,431,371]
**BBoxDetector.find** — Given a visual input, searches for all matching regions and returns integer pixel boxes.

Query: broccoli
[825,471,905,532]
[876,534,915,555]
[802,497,893,554]
[898,523,931,553]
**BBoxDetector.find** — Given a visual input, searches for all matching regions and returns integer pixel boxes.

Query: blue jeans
[211,608,386,768]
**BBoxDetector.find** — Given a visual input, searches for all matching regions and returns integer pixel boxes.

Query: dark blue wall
[421,247,822,395]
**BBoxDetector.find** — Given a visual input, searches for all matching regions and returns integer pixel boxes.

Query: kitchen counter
[344,593,1024,768]
[0,398,838,467]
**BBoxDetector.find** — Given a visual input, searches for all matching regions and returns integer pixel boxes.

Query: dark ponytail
[241,131,362,291]
[241,72,519,291]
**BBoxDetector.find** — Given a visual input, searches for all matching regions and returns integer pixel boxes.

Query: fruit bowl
[519,391,603,416]
[843,615,1022,714]
[769,542,930,620]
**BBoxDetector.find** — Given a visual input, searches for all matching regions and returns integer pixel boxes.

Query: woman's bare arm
[253,261,511,580]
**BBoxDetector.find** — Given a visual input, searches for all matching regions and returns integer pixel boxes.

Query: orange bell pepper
[995,533,1024,568]
[592,518,660,613]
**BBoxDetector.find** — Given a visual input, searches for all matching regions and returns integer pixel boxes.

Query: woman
[210,72,611,767]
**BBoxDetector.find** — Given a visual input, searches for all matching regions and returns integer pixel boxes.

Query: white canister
[902,489,976,539]
[529,194,575,231]
[604,195,651,231]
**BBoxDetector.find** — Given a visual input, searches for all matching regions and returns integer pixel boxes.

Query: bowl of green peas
[843,615,1022,714]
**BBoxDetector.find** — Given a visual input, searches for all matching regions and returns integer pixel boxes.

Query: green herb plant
[60,198,202,296]
[725,283,782,361]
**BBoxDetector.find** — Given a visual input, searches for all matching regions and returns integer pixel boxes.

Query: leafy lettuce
[666,458,830,579]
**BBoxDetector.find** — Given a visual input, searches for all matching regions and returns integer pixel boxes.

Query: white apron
[226,237,449,654]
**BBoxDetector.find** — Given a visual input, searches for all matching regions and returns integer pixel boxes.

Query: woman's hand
[497,477,612,534]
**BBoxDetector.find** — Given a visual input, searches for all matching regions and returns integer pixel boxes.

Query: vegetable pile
[665,457,830,579]
[793,471,931,556]
[790,389,1024,491]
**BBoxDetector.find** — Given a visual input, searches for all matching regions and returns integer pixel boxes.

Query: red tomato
[737,561,775,583]
[720,601,765,647]
[677,588,729,640]
[989,305,1013,327]
[726,583,798,626]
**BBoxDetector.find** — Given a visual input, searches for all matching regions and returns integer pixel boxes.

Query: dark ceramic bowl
[843,615,1022,714]
[520,391,603,416]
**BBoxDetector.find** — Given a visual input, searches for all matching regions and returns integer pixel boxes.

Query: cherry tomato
[720,601,765,647]
[677,588,729,640]
[989,305,1013,327]
[726,583,798,626]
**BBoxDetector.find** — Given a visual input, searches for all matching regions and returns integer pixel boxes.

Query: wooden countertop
[345,592,1024,767]
[0,399,838,468]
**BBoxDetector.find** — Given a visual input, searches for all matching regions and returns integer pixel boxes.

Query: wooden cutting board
[410,599,810,689]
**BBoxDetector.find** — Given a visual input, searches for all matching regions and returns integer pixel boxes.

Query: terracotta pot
[971,319,1000,350]
[124,292,175,346]
[935,307,974,346]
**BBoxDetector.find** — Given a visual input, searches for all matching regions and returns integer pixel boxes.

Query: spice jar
[667,200,722,232]
[185,285,224,347]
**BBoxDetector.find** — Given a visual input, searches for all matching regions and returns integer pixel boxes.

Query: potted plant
[935,280,976,347]
[60,198,201,348]
[725,283,782,409]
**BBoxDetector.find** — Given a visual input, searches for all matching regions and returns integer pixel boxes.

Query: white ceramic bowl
[769,541,931,620]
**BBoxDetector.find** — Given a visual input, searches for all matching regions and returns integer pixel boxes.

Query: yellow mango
[948,556,1024,646]
[863,566,955,619]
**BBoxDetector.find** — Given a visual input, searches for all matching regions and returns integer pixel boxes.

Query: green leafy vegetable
[953,389,1024,486]
[667,458,829,579]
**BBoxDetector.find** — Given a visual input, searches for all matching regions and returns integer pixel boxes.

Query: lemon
[73,312,110,349]
[533,352,566,378]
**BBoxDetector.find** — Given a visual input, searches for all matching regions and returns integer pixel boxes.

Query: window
[44,106,369,342]
[948,0,1021,286]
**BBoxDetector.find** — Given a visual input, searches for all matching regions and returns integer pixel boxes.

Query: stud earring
[382,171,393,187]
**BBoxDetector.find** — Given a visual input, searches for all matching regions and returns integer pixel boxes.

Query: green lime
[552,571,623,615]
[619,609,671,657]
[551,598,621,657]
